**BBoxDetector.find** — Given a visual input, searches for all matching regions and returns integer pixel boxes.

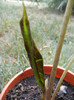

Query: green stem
[46,0,74,100]
[51,57,74,100]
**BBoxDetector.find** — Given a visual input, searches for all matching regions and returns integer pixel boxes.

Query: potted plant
[0,65,74,100]
[0,0,74,100]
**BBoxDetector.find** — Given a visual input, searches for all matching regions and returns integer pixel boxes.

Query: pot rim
[0,65,74,100]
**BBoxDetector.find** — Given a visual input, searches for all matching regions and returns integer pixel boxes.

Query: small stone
[16,90,19,92]
[57,85,67,98]
[18,83,22,87]
[60,85,67,94]
[20,86,24,91]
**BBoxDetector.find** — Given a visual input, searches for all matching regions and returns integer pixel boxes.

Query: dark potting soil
[5,75,74,100]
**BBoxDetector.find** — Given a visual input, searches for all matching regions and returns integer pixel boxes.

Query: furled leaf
[20,3,45,92]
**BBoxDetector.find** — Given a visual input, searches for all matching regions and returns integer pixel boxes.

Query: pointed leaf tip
[20,4,45,92]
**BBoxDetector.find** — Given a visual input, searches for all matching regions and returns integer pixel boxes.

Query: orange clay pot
[0,65,74,100]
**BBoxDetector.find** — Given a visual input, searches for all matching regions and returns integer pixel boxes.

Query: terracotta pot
[0,65,74,100]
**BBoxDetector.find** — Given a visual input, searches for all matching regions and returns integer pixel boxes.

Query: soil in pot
[5,75,74,100]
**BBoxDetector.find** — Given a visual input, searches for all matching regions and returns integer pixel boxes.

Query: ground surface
[5,75,74,100]
[0,0,74,92]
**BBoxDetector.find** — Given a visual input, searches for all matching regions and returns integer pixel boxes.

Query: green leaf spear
[20,3,45,100]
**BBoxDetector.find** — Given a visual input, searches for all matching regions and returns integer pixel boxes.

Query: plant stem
[41,91,46,100]
[51,57,74,100]
[46,0,74,100]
